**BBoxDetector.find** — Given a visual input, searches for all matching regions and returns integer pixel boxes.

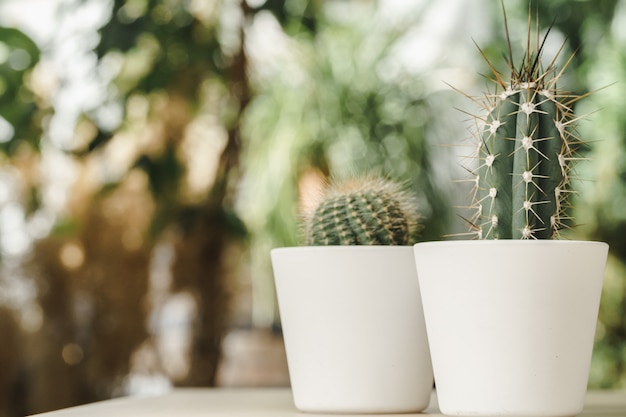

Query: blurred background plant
[0,0,625,415]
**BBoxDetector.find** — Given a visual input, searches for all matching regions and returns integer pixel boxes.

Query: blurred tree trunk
[0,308,24,417]
[28,237,79,413]
[173,0,251,387]
[171,206,243,386]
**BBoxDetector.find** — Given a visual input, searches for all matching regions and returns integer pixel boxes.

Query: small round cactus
[303,175,421,246]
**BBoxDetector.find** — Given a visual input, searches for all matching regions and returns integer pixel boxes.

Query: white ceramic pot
[414,240,608,417]
[271,245,433,413]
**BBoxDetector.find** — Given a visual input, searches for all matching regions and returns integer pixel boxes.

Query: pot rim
[271,245,414,255]
[414,239,608,249]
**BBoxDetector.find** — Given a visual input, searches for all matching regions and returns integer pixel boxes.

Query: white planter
[271,245,433,413]
[414,240,609,417]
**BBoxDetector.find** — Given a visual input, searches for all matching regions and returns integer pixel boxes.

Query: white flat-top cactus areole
[468,8,585,240]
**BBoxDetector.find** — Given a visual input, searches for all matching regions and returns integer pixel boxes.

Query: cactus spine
[304,175,420,246]
[469,10,582,240]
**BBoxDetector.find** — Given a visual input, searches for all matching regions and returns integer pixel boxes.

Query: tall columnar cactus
[303,175,420,246]
[468,11,583,240]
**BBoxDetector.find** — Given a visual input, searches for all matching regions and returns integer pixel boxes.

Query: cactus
[467,8,583,240]
[303,175,420,246]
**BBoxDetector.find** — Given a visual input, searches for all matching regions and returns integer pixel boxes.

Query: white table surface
[29,388,626,416]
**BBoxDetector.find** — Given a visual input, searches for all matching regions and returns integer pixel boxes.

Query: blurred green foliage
[241,11,450,240]
[0,27,41,155]
[570,3,626,387]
